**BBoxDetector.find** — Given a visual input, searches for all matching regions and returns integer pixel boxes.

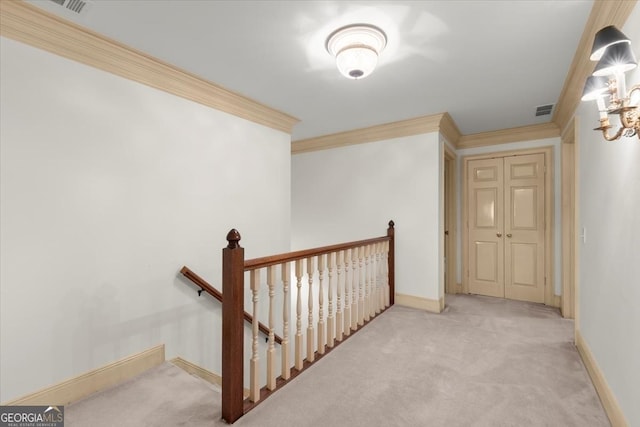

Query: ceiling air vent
[48,0,92,15]
[535,104,554,117]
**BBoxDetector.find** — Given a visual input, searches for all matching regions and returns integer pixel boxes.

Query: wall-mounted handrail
[179,266,283,345]
[181,266,224,300]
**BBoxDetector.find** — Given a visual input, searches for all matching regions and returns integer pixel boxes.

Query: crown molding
[0,0,298,134]
[552,0,637,133]
[292,115,560,155]
[439,112,462,147]
[292,113,447,154]
[292,0,637,155]
[3,0,631,147]
[457,122,560,150]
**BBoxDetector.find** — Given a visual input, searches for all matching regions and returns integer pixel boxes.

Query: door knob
[496,233,502,237]
[506,233,512,238]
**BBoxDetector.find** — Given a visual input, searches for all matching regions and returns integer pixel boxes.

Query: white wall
[0,37,291,402]
[456,137,562,295]
[575,5,640,425]
[291,133,442,302]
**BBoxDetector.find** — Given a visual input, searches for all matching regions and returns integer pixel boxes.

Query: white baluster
[343,248,351,337]
[327,251,336,347]
[364,245,371,322]
[384,241,390,307]
[336,250,344,342]
[351,247,359,331]
[369,244,376,319]
[375,243,382,315]
[358,246,365,326]
[379,243,385,311]
[295,259,304,370]
[317,254,326,355]
[369,244,376,318]
[281,262,291,380]
[266,266,276,391]
[306,256,315,362]
[369,243,378,318]
[250,269,260,402]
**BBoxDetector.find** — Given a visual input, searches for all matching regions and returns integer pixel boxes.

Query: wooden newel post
[387,220,395,306]
[222,229,244,424]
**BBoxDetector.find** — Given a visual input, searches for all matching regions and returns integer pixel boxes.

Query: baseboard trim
[3,344,165,406]
[171,357,250,397]
[575,330,628,427]
[170,357,221,388]
[395,293,444,313]
[552,294,561,308]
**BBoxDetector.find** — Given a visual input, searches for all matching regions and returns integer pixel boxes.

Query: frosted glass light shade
[326,24,387,79]
[335,46,378,79]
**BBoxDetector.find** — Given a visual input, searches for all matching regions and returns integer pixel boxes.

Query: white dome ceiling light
[326,24,387,80]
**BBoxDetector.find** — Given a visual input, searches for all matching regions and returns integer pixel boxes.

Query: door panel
[468,158,504,298]
[475,241,498,282]
[512,187,537,229]
[475,188,498,228]
[504,154,545,303]
[511,243,537,286]
[466,153,546,303]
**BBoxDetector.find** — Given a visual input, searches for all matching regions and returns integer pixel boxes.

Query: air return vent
[48,0,92,15]
[535,104,554,117]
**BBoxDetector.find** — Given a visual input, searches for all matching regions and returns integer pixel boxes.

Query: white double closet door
[467,153,545,303]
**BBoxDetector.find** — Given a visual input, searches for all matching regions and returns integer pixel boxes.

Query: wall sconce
[326,24,387,80]
[581,25,639,140]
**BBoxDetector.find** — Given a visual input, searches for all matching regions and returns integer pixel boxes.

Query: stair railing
[222,221,395,423]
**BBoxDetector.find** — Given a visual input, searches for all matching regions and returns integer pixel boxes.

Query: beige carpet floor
[66,294,609,426]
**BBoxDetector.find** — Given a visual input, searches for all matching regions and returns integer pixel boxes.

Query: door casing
[561,119,577,318]
[444,145,458,294]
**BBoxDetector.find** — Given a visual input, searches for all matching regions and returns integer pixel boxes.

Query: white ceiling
[28,0,594,140]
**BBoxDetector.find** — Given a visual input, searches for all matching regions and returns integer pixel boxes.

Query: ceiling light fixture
[581,25,639,140]
[326,24,387,80]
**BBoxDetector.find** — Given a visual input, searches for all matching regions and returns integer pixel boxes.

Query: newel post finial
[226,229,242,249]
[388,220,395,229]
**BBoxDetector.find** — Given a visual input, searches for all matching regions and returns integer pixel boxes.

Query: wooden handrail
[181,266,224,300]
[179,266,283,345]
[244,235,391,270]
[244,220,395,305]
